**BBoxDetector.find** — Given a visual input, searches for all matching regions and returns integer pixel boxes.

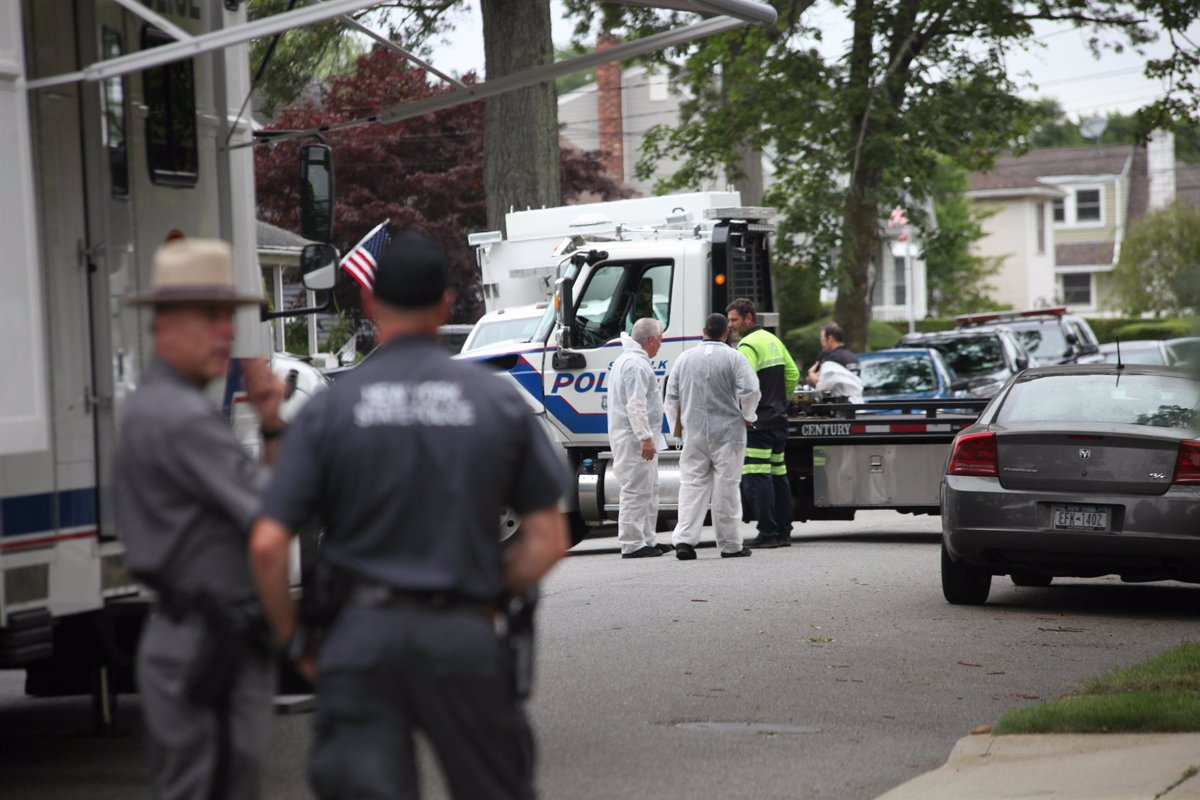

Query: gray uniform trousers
[309,604,535,800]
[136,612,275,800]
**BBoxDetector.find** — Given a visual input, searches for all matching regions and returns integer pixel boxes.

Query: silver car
[940,364,1200,604]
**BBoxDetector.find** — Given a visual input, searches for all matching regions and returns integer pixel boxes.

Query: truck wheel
[941,541,991,605]
[567,511,591,547]
[499,507,521,542]
[501,509,591,548]
[1011,572,1052,587]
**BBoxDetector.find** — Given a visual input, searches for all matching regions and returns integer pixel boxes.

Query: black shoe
[675,543,697,561]
[721,547,753,558]
[656,543,676,554]
[622,545,663,559]
[745,535,779,549]
[777,534,792,548]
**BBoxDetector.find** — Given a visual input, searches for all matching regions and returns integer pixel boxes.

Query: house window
[648,71,669,102]
[141,26,198,187]
[1062,273,1092,306]
[893,257,907,306]
[1075,189,1101,222]
[1052,199,1064,223]
[1036,203,1045,254]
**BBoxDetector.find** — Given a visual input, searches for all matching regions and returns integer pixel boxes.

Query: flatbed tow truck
[785,398,991,521]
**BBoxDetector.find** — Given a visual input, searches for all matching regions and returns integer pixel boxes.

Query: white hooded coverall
[607,332,668,554]
[664,340,761,553]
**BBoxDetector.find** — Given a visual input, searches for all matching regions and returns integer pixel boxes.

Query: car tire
[941,541,991,605]
[1010,572,1052,587]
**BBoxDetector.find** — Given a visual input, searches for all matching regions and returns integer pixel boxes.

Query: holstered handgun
[181,592,271,708]
[501,585,540,701]
[299,557,353,651]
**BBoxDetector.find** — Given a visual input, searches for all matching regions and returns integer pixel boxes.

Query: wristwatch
[261,425,286,441]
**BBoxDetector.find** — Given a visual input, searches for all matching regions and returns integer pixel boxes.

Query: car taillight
[947,432,998,477]
[1174,441,1200,485]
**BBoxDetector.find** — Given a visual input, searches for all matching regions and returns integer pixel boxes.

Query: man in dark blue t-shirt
[250,231,569,800]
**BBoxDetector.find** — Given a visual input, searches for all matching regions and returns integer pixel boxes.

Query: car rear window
[996,373,1200,431]
[927,336,1006,378]
[1011,323,1069,360]
[861,356,937,395]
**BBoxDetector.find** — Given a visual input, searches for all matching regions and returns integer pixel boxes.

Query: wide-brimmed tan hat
[127,238,264,306]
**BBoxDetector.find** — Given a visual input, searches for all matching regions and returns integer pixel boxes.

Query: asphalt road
[3,511,1199,799]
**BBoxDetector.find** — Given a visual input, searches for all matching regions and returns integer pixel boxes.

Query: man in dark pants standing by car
[250,231,570,800]
[112,238,286,800]
[727,298,800,549]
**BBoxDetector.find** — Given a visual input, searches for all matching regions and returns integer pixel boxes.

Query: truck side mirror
[301,243,338,291]
[1015,355,1030,370]
[555,275,576,345]
[552,275,586,370]
[300,144,335,243]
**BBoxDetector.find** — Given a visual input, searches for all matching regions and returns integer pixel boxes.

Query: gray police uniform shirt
[260,335,569,602]
[111,356,268,601]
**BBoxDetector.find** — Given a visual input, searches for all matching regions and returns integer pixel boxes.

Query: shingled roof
[969,144,1135,194]
[256,219,313,251]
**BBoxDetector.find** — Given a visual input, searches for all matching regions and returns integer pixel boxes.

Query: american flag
[339,220,391,290]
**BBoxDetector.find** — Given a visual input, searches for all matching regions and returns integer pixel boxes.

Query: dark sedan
[940,364,1200,604]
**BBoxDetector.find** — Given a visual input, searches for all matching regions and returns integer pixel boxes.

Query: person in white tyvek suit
[607,317,670,558]
[664,313,761,560]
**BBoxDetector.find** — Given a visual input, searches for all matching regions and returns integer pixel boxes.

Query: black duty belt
[349,584,497,618]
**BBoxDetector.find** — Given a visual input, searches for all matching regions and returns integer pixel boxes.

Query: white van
[462,303,549,353]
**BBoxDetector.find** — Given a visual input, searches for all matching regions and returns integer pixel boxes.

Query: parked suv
[896,328,1035,398]
[955,307,1102,366]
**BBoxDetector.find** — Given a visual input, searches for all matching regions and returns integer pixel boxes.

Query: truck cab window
[141,26,198,187]
[572,261,673,348]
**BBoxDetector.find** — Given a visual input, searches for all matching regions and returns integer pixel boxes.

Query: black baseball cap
[372,230,450,308]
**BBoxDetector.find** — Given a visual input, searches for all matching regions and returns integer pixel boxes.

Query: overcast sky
[426,1,1197,124]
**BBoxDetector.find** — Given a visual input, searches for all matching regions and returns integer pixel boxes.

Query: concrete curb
[875,733,1200,799]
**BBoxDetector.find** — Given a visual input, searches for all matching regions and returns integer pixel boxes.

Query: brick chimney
[595,34,624,183]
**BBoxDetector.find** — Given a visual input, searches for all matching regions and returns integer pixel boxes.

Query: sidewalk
[876,732,1200,799]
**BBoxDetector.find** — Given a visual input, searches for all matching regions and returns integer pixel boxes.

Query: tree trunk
[833,0,879,353]
[481,0,560,234]
[834,167,881,353]
[732,144,764,205]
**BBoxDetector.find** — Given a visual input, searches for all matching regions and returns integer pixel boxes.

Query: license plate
[1052,504,1109,531]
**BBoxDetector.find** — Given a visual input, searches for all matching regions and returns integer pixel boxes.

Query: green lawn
[995,641,1200,735]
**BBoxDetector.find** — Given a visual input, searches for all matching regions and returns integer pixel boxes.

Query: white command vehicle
[0,1,336,714]
[475,191,742,313]
[460,199,988,546]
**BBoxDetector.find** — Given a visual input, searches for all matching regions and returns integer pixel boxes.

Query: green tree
[1017,98,1200,161]
[567,1,1190,351]
[1112,199,1200,316]
[246,1,449,115]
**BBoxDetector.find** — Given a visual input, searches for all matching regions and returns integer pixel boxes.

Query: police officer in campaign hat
[250,230,570,800]
[112,238,286,800]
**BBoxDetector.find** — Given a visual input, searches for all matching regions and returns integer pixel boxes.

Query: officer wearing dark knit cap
[251,229,570,799]
[372,231,450,309]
